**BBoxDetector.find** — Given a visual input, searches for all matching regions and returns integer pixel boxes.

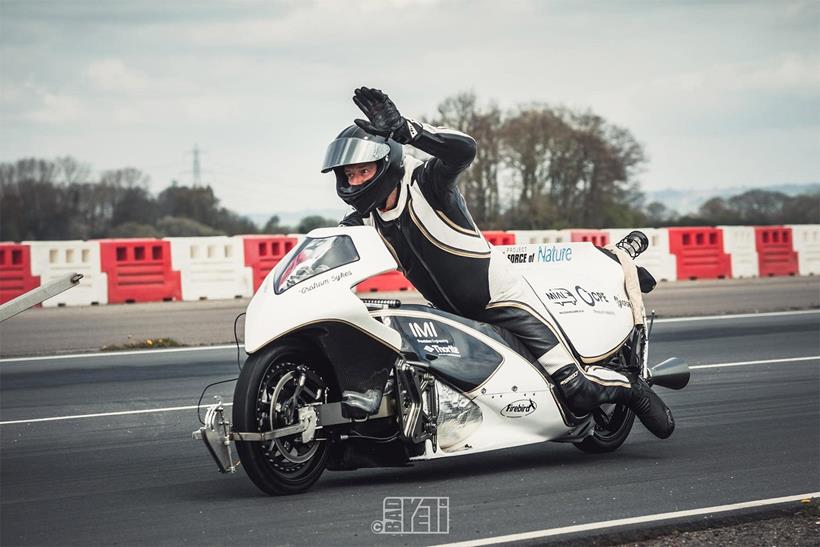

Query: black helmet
[322,124,405,216]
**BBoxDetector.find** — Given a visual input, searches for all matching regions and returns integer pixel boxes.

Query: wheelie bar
[193,397,395,474]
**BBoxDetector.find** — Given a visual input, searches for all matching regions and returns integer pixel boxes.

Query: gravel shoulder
[566,499,820,547]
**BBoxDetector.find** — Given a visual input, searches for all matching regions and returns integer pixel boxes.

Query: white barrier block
[25,241,109,307]
[718,226,759,278]
[788,224,820,275]
[607,228,678,282]
[510,230,568,244]
[167,237,253,301]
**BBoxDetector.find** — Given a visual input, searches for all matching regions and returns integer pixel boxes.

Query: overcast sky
[1,0,818,217]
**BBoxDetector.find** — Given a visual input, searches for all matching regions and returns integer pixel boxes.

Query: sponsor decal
[536,245,573,263]
[423,344,461,357]
[503,246,535,264]
[613,295,632,309]
[575,285,609,307]
[300,279,329,293]
[559,371,578,385]
[544,287,577,307]
[409,321,438,339]
[298,269,353,293]
[500,398,537,417]
[506,252,535,264]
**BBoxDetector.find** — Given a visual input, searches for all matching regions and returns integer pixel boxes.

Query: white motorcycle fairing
[498,242,636,363]
[244,226,402,354]
[241,226,591,461]
[372,307,578,459]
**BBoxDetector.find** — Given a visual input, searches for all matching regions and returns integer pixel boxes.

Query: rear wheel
[233,342,328,495]
[573,403,635,453]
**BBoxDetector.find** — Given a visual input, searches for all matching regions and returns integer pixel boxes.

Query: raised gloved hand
[352,87,420,144]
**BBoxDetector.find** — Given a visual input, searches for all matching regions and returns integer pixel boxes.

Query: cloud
[587,53,820,138]
[85,58,149,93]
[26,90,84,123]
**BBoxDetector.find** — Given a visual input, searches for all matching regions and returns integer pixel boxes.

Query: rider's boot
[551,363,675,439]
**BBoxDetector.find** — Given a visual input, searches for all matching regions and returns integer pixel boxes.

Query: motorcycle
[193,226,690,496]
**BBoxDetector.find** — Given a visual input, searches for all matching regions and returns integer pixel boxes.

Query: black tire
[233,341,328,495]
[573,403,635,453]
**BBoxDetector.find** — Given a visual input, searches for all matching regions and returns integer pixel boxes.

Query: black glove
[352,87,420,144]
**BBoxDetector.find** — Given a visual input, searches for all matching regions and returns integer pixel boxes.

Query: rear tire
[233,342,328,495]
[573,403,635,453]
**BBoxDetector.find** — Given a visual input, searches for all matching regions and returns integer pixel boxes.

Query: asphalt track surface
[1,307,818,546]
[1,276,818,357]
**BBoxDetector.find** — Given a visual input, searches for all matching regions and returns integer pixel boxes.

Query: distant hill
[645,183,820,214]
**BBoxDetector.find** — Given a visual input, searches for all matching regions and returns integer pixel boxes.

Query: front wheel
[233,342,329,495]
[573,403,635,453]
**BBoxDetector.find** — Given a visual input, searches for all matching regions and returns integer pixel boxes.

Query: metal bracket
[0,273,83,323]
[192,399,239,473]
[193,397,399,472]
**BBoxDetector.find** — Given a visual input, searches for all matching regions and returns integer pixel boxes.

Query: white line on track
[691,355,819,369]
[1,309,817,364]
[0,343,240,363]
[432,492,820,547]
[0,403,233,425]
[654,308,819,323]
[0,356,816,426]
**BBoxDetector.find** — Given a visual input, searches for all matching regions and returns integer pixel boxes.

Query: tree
[431,92,504,227]
[262,215,291,234]
[727,189,789,225]
[156,183,257,235]
[0,158,66,240]
[644,201,676,226]
[697,197,737,225]
[157,183,220,226]
[109,222,161,238]
[55,156,91,185]
[112,185,158,228]
[156,216,224,237]
[501,105,568,218]
[782,192,820,224]
[500,105,647,229]
[296,215,335,233]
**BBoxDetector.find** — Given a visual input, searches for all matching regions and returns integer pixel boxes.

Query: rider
[322,87,675,439]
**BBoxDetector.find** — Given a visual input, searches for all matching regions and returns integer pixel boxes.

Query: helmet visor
[321,137,390,173]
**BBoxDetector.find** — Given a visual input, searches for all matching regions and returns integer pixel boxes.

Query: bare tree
[430,92,504,227]
[500,105,646,229]
[56,156,91,185]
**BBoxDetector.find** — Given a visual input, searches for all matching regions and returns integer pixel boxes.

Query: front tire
[233,342,328,495]
[573,403,635,453]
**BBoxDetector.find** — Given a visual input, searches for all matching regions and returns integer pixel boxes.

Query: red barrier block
[100,240,181,303]
[482,231,516,246]
[356,271,415,293]
[243,235,299,292]
[755,226,798,277]
[0,243,41,304]
[570,230,610,247]
[668,227,732,280]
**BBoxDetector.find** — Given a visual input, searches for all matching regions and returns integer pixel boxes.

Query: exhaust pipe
[648,357,690,390]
